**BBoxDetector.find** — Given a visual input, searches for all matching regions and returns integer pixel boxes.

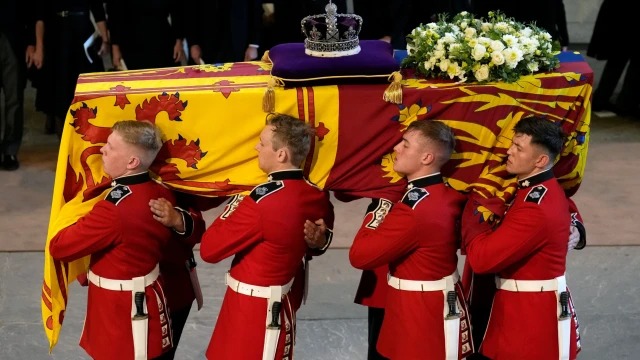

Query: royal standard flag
[42,53,592,351]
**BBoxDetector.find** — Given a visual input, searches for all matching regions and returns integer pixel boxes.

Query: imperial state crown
[301,1,363,57]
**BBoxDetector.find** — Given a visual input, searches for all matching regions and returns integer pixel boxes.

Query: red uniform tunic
[200,169,334,360]
[350,174,471,360]
[49,172,176,360]
[462,169,579,360]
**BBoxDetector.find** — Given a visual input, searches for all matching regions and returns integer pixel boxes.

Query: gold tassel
[261,50,271,63]
[383,71,403,104]
[262,77,277,113]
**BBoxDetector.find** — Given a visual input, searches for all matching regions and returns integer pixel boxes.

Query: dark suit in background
[587,0,637,116]
[107,0,184,70]
[33,0,106,137]
[0,0,38,168]
[185,0,262,64]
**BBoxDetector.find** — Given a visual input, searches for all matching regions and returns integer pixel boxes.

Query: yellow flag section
[41,62,341,351]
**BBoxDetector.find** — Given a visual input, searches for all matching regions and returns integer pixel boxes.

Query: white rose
[527,61,539,72]
[491,51,505,65]
[464,27,476,38]
[490,40,505,52]
[474,64,490,81]
[471,44,487,61]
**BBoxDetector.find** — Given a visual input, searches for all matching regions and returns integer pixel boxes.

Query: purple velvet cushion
[268,40,399,85]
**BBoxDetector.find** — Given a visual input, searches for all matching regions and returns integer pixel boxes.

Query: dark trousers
[616,56,639,114]
[155,303,193,360]
[367,306,388,360]
[592,55,630,110]
[0,33,24,156]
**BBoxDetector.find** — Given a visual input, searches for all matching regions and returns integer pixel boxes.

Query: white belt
[88,264,160,291]
[225,272,294,299]
[387,270,460,292]
[496,275,566,292]
[497,275,570,360]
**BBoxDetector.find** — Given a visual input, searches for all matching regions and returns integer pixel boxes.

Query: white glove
[567,224,580,251]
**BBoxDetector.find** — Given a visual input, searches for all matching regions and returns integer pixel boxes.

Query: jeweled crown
[301,1,363,57]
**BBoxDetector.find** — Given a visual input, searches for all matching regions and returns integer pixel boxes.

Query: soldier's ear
[421,151,435,166]
[534,153,550,169]
[276,147,289,164]
[127,155,142,169]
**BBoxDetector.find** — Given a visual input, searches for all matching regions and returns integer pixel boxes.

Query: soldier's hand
[304,219,327,249]
[567,224,580,251]
[150,198,184,232]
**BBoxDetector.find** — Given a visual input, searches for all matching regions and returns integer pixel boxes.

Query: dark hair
[406,120,456,166]
[513,116,565,160]
[265,113,315,167]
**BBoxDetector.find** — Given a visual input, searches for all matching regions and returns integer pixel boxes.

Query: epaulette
[250,181,284,203]
[219,194,245,220]
[365,198,393,229]
[525,185,547,204]
[401,188,429,209]
[104,184,132,205]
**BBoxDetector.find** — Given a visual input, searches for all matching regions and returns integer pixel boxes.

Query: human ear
[276,148,288,163]
[535,153,550,168]
[421,152,435,165]
[127,156,141,169]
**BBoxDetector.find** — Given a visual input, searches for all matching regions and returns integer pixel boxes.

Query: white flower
[495,22,510,32]
[464,27,477,39]
[502,34,518,47]
[439,58,451,72]
[491,51,505,66]
[447,61,461,79]
[474,64,490,81]
[490,40,505,52]
[402,11,560,83]
[503,47,524,68]
[471,44,487,61]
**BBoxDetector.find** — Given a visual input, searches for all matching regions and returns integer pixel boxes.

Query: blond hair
[111,120,163,168]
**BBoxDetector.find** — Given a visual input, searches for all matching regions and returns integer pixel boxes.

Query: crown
[300,1,363,57]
